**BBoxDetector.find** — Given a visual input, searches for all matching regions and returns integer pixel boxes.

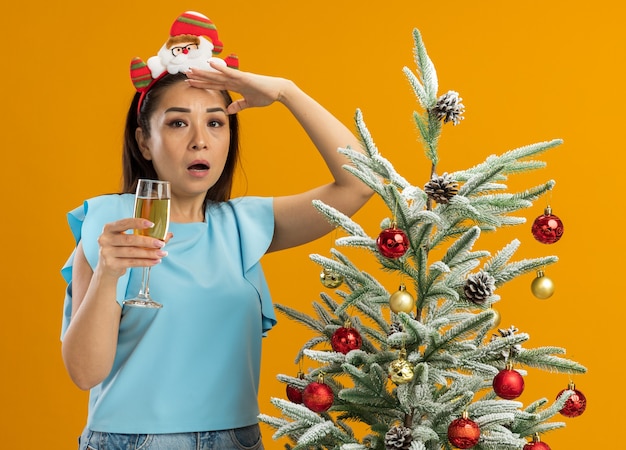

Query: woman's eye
[170,120,187,128]
[208,120,223,128]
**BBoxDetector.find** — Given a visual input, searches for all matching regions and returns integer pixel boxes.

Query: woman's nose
[190,130,208,150]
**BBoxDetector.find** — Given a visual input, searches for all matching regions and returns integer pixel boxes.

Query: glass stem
[138,267,152,299]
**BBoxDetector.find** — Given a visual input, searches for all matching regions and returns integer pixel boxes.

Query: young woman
[60,11,372,450]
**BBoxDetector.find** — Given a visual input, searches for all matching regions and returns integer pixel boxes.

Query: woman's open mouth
[187,161,210,177]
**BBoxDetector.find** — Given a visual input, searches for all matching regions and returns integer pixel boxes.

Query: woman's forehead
[159,82,227,109]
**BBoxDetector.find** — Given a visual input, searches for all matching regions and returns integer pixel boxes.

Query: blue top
[60,194,277,434]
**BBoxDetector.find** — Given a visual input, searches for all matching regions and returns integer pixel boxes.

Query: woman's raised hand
[185,63,291,114]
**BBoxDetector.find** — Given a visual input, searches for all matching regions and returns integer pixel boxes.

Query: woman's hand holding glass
[123,179,171,309]
[96,218,168,279]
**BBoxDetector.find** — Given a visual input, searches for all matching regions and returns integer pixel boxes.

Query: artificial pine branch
[312,200,368,237]
[457,166,507,198]
[512,180,556,203]
[451,140,562,181]
[275,303,327,333]
[490,256,558,285]
[514,350,586,373]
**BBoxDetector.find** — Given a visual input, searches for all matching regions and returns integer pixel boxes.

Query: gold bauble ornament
[531,270,555,299]
[320,268,344,288]
[388,349,414,384]
[389,284,415,313]
[490,308,501,328]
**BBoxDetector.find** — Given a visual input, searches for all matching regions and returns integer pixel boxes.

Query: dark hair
[122,72,240,209]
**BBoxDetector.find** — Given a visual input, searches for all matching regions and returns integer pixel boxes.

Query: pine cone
[424,172,459,204]
[495,325,519,338]
[430,90,465,125]
[464,271,496,304]
[385,425,413,450]
[490,326,523,360]
[388,322,404,336]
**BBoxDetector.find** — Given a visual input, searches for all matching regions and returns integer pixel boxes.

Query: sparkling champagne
[134,197,170,240]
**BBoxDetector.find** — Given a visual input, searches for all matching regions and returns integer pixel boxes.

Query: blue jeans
[78,424,264,450]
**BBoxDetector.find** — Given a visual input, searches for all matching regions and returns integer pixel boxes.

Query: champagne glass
[123,179,171,309]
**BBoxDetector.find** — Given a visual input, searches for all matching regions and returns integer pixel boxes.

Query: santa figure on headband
[130,11,238,93]
[146,11,230,77]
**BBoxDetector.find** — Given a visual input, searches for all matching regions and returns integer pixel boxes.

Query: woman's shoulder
[86,193,134,211]
[69,193,133,216]
[223,197,275,271]
[225,196,273,212]
[210,196,274,223]
[67,194,134,236]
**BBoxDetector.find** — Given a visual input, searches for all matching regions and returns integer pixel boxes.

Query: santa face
[170,43,199,57]
[149,35,216,77]
[165,36,209,69]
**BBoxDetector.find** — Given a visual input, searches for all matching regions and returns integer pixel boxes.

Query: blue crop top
[61,194,277,434]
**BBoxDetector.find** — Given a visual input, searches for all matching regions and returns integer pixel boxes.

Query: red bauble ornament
[493,364,525,400]
[531,206,564,244]
[286,371,305,404]
[557,382,587,417]
[523,433,551,450]
[286,384,303,404]
[302,381,334,413]
[331,324,362,354]
[447,412,480,449]
[376,225,410,258]
[524,441,551,450]
[524,443,551,450]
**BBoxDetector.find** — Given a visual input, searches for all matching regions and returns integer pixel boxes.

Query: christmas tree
[259,29,587,450]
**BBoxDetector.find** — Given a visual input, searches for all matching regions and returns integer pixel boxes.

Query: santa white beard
[147,36,226,78]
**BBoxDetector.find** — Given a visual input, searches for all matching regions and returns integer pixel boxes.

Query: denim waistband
[78,423,264,450]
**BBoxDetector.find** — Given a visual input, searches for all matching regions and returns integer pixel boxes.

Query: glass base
[123,298,163,309]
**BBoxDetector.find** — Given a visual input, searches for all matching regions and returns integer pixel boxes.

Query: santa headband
[130,11,239,115]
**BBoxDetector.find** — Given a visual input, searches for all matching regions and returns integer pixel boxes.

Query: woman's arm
[186,65,374,252]
[265,79,373,251]
[61,218,167,390]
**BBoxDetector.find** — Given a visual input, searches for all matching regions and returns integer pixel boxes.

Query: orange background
[1,1,623,448]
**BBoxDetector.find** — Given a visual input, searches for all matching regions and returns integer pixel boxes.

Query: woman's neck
[169,198,206,223]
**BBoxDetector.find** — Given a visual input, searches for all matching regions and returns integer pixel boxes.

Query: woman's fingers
[103,217,153,235]
[227,99,248,114]
[185,66,231,90]
[186,65,283,110]
[96,218,168,275]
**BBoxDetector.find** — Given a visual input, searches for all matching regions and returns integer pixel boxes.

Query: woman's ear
[135,127,153,160]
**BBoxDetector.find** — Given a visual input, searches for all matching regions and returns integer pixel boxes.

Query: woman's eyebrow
[206,107,226,113]
[163,107,226,113]
[164,107,191,113]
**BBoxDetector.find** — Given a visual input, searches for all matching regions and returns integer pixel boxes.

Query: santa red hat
[170,11,223,55]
